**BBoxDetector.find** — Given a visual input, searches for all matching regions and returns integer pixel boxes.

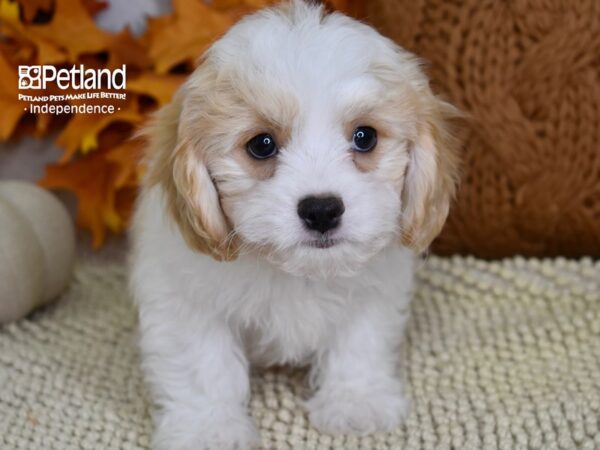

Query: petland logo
[18,64,126,90]
[18,64,127,115]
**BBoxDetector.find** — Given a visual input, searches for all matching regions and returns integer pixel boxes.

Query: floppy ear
[400,94,461,252]
[144,90,236,261]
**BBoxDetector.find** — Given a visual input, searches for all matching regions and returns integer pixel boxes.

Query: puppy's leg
[138,303,259,450]
[306,304,409,435]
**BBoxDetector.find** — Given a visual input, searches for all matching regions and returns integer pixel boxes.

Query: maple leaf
[1,1,68,65]
[145,0,235,74]
[0,51,26,139]
[39,147,122,247]
[127,73,185,106]
[16,0,106,23]
[23,0,110,63]
[104,139,144,188]
[114,186,138,229]
[210,0,273,17]
[80,0,107,16]
[1,0,66,64]
[16,0,51,23]
[0,0,19,22]
[2,20,68,64]
[105,28,151,71]
[56,100,144,161]
[0,49,52,137]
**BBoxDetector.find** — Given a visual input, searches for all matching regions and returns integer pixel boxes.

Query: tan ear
[401,96,461,252]
[144,92,236,261]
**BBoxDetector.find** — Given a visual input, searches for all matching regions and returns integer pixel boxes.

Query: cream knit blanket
[1,257,599,450]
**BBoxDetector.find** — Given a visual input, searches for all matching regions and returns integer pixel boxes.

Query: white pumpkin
[0,181,76,323]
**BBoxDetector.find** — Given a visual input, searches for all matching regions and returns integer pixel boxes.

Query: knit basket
[367,0,600,258]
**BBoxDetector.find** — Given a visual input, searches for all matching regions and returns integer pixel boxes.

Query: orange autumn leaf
[11,41,35,64]
[145,0,235,74]
[105,139,144,188]
[16,0,51,22]
[16,0,106,23]
[39,148,122,247]
[35,110,53,135]
[24,0,110,63]
[2,20,68,64]
[0,0,19,22]
[127,73,185,106]
[0,51,27,139]
[1,0,69,64]
[106,28,152,70]
[80,0,107,16]
[0,50,53,136]
[210,0,274,18]
[56,101,144,161]
[114,186,138,228]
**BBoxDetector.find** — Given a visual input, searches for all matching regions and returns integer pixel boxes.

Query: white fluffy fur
[130,2,458,449]
[132,189,412,449]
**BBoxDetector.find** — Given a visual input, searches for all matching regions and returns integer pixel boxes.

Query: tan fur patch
[342,95,416,174]
[232,120,292,181]
[400,95,463,252]
[143,72,236,260]
[361,58,463,252]
[142,53,299,259]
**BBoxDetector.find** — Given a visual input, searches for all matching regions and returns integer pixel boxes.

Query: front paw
[306,380,409,435]
[153,403,260,450]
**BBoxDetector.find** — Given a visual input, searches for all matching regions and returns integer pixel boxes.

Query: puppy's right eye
[352,126,377,152]
[246,133,278,160]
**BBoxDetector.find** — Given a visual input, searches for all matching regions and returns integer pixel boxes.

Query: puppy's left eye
[352,126,377,152]
[246,133,278,160]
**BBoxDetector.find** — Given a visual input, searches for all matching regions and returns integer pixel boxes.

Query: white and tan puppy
[130,1,460,449]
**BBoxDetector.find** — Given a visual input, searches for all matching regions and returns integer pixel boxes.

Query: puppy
[130,1,460,449]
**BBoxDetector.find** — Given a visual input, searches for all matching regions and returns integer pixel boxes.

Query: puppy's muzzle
[297,196,345,234]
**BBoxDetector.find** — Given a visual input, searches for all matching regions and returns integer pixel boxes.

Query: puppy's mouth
[302,236,342,249]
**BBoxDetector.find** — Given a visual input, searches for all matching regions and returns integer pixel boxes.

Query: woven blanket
[367,0,600,258]
[1,257,599,450]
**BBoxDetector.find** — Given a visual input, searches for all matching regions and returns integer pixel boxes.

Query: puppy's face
[147,2,460,278]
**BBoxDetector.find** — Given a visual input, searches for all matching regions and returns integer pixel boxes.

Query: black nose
[297,196,345,234]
